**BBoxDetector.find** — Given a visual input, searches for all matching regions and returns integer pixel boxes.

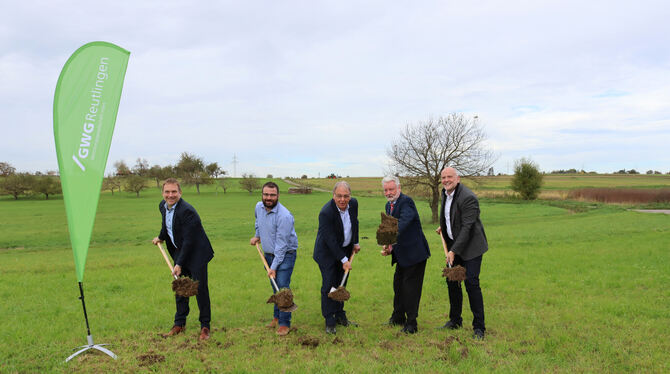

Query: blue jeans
[264,251,296,327]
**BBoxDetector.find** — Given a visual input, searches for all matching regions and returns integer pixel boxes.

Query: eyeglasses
[334,194,351,199]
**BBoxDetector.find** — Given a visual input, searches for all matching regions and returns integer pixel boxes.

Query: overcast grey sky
[1,0,669,177]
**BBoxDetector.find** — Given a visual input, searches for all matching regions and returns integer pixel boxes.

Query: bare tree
[387,113,496,223]
[124,175,148,197]
[239,173,260,194]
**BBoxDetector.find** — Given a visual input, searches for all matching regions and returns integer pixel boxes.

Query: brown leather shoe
[266,318,279,329]
[199,327,210,341]
[276,326,290,336]
[162,325,185,337]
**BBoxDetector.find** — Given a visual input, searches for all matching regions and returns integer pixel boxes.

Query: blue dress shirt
[254,201,299,270]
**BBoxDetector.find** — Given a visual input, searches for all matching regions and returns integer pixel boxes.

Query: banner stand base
[65,334,117,362]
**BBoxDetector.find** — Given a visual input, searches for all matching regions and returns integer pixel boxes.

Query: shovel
[255,243,298,312]
[156,242,199,297]
[328,251,356,301]
[439,233,467,282]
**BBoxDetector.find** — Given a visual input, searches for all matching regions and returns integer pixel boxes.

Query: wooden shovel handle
[439,233,453,268]
[156,242,178,280]
[255,243,280,291]
[255,243,272,273]
[343,250,356,276]
[439,233,449,257]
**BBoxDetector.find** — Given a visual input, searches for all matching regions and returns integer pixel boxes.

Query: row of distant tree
[549,168,668,175]
[0,154,269,200]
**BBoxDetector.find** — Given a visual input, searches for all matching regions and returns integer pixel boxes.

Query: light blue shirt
[166,200,178,247]
[254,201,298,270]
[338,204,352,263]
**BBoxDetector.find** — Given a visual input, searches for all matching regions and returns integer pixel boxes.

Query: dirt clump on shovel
[172,277,199,297]
[442,265,467,281]
[376,213,398,245]
[267,288,297,311]
[328,286,351,302]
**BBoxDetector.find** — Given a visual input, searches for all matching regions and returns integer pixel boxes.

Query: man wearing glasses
[250,181,299,336]
[313,181,361,334]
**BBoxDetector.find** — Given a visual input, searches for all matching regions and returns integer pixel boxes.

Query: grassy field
[1,181,669,373]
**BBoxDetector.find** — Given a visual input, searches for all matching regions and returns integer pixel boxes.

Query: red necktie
[390,202,395,214]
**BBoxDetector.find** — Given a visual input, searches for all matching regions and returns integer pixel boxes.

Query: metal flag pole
[65,282,117,362]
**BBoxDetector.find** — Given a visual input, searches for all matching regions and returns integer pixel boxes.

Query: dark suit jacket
[313,198,359,266]
[158,198,214,271]
[385,193,430,267]
[439,183,488,261]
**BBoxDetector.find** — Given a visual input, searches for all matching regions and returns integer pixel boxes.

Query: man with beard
[250,181,299,336]
[380,176,430,334]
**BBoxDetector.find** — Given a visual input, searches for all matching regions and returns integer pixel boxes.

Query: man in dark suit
[380,176,430,334]
[313,181,360,334]
[152,178,214,341]
[437,167,488,339]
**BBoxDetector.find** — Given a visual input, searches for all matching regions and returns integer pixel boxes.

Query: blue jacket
[385,193,430,267]
[313,198,359,266]
[159,198,214,270]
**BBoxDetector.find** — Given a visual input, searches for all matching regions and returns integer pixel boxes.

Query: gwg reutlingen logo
[72,57,109,172]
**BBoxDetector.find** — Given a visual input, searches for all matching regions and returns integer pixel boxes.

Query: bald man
[436,167,488,340]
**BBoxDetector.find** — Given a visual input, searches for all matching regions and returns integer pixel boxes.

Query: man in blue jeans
[250,181,299,336]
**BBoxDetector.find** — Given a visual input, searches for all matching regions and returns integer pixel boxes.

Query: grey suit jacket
[439,183,488,260]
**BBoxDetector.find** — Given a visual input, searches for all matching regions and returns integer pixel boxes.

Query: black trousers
[390,259,427,328]
[446,252,485,331]
[318,260,349,327]
[174,263,210,329]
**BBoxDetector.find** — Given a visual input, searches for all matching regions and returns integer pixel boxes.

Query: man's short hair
[381,175,400,187]
[332,181,351,194]
[162,178,181,192]
[262,181,280,193]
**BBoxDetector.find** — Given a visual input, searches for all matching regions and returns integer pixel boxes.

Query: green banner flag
[53,42,130,281]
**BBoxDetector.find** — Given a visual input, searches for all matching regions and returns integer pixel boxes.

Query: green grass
[1,183,669,373]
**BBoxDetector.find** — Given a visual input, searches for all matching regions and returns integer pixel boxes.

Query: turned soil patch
[137,352,165,366]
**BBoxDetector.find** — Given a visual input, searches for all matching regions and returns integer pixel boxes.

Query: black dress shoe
[325,325,337,334]
[473,329,485,340]
[438,320,462,330]
[401,325,417,334]
[386,318,405,326]
[336,318,358,327]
